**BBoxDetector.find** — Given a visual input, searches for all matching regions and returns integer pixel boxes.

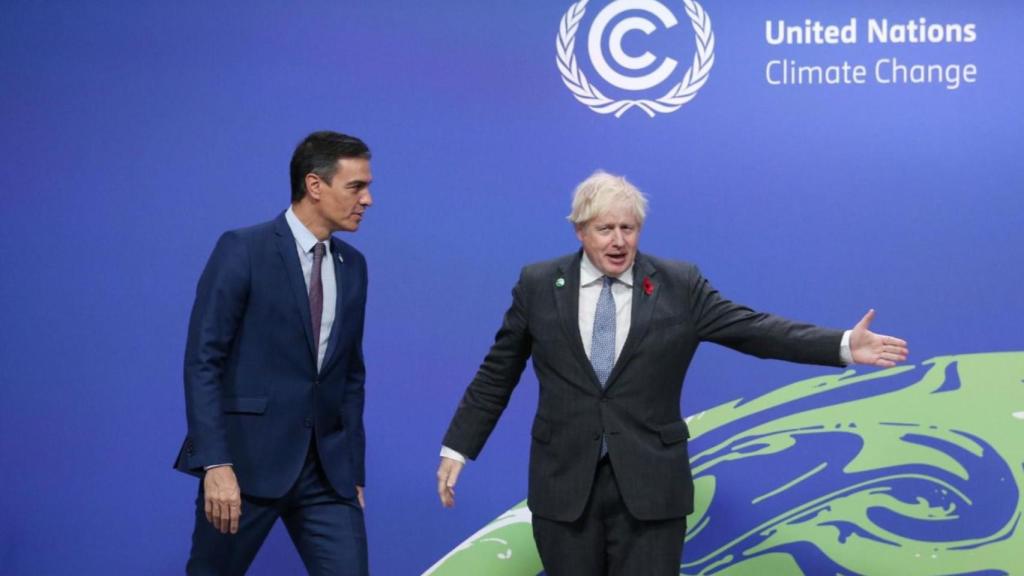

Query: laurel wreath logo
[556,0,715,117]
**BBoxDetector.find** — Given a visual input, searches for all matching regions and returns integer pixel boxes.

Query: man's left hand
[356,485,365,510]
[850,309,909,367]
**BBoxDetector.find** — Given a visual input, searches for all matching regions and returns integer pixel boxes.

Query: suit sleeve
[689,266,844,366]
[442,269,533,460]
[346,254,368,486]
[181,231,250,471]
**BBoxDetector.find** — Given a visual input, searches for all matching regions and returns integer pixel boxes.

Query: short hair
[566,171,648,228]
[290,131,371,203]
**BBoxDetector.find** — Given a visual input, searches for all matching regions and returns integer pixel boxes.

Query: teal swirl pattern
[424,352,1024,575]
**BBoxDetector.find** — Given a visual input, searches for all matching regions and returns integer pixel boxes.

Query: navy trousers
[187,444,368,576]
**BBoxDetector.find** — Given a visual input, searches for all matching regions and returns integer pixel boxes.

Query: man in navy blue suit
[175,131,373,575]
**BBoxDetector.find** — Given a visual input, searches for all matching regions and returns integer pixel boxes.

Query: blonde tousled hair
[566,170,648,228]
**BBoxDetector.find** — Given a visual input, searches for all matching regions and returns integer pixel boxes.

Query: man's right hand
[204,466,242,534]
[437,457,464,508]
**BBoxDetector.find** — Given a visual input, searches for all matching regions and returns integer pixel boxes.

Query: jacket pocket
[531,418,552,444]
[221,396,268,414]
[659,420,690,445]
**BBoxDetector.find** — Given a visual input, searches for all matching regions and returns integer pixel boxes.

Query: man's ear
[575,223,586,243]
[304,173,322,201]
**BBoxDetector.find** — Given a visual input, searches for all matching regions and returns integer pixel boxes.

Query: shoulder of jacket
[521,252,576,280]
[224,217,277,241]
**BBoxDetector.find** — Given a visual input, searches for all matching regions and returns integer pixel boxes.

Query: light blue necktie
[591,276,616,457]
[591,276,616,387]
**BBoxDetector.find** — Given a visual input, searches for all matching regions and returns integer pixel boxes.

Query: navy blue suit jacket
[175,212,367,500]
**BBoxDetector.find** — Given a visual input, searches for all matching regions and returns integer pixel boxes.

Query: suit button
[304,417,313,429]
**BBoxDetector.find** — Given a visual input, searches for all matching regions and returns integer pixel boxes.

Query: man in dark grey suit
[437,171,908,575]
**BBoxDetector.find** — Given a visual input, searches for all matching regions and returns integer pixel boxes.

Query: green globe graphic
[425,352,1024,575]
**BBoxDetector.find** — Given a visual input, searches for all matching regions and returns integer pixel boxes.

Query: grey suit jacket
[443,251,843,522]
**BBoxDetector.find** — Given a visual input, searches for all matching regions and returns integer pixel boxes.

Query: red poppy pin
[642,276,654,296]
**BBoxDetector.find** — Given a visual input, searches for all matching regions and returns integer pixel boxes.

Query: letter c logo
[587,0,679,91]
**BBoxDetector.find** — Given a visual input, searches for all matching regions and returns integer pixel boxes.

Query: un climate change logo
[556,0,715,117]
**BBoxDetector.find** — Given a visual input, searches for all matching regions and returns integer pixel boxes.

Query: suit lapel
[274,214,317,362]
[605,253,658,391]
[554,251,604,391]
[320,238,349,374]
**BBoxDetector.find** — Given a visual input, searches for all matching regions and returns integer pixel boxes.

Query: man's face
[313,157,373,232]
[576,203,640,277]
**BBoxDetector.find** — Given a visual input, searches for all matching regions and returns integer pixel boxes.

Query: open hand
[849,309,909,368]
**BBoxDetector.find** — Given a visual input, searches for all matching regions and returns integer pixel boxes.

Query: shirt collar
[285,206,333,257]
[580,252,634,287]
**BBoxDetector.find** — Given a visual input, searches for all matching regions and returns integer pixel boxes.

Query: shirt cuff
[440,446,466,464]
[839,330,853,365]
[204,463,232,471]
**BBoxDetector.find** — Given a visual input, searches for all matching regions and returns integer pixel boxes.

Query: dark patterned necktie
[309,242,325,363]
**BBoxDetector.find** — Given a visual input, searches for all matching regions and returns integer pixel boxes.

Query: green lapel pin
[555,277,565,288]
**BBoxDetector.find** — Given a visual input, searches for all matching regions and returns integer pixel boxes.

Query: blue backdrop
[1,1,1021,574]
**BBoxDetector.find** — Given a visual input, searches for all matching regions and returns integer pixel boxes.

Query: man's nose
[611,229,623,246]
[361,189,373,206]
